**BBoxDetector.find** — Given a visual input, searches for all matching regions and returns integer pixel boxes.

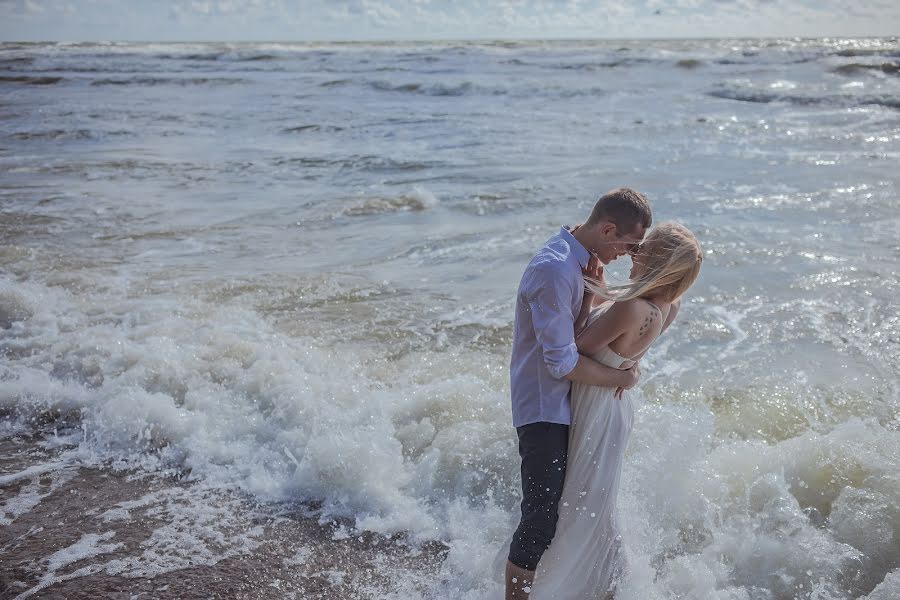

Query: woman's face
[629,245,647,280]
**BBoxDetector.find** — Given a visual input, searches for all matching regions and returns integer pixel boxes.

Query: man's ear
[599,222,617,237]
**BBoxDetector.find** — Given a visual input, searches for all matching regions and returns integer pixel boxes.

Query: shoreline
[0,429,448,600]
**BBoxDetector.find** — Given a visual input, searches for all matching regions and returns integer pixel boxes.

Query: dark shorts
[508,422,569,571]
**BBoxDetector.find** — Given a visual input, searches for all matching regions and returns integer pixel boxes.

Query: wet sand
[0,429,447,599]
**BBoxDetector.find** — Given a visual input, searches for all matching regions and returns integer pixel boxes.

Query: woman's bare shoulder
[609,297,653,324]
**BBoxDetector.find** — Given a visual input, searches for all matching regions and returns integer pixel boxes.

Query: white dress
[528,343,635,600]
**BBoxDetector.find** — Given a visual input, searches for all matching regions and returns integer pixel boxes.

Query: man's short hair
[585,188,652,234]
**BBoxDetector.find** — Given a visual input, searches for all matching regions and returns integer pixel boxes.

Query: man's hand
[615,362,641,399]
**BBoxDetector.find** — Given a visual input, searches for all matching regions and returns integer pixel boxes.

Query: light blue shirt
[510,226,589,428]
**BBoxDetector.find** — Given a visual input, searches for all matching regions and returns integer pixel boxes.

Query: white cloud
[0,0,897,40]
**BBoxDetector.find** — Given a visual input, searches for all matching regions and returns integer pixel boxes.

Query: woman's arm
[575,254,604,335]
[574,289,595,336]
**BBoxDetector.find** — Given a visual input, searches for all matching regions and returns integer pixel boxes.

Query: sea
[1,38,899,599]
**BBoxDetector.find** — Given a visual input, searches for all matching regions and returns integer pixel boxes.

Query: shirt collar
[561,226,590,268]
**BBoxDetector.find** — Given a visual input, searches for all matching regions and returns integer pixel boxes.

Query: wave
[90,76,248,86]
[0,75,62,85]
[708,87,817,105]
[342,155,438,173]
[0,57,35,67]
[342,187,438,216]
[272,154,438,173]
[157,52,280,62]
[0,42,301,62]
[831,62,900,76]
[4,157,225,179]
[500,58,529,66]
[0,275,514,543]
[369,80,476,96]
[500,58,655,70]
[832,48,900,58]
[282,124,345,134]
[4,271,900,598]
[366,79,606,98]
[676,59,703,69]
[10,129,132,141]
[708,85,900,110]
[559,58,655,70]
[241,54,278,61]
[319,78,351,87]
[0,42,41,50]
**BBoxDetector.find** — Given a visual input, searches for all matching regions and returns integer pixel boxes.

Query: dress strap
[643,299,662,313]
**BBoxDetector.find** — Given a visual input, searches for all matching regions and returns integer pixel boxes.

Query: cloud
[0,0,897,40]
[0,0,46,16]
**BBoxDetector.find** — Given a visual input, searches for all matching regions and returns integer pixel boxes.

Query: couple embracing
[502,188,703,599]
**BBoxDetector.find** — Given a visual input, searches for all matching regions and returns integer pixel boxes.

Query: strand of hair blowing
[584,222,703,303]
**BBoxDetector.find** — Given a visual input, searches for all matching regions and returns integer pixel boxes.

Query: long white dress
[528,343,635,600]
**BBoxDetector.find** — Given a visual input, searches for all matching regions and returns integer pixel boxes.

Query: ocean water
[1,38,899,599]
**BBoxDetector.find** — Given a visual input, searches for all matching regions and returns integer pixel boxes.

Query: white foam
[0,461,70,486]
[283,547,311,566]
[612,411,900,600]
[46,531,122,572]
[15,532,123,600]
[98,486,264,578]
[3,268,899,598]
[0,466,75,526]
[864,569,900,600]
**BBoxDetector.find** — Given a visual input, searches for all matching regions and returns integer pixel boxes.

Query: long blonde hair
[586,222,703,303]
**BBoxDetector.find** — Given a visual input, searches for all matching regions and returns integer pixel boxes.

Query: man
[506,187,652,600]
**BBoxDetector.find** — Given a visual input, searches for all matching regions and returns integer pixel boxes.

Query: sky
[0,0,898,41]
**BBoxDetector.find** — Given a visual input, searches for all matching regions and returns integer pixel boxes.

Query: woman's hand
[582,253,602,283]
[582,254,606,307]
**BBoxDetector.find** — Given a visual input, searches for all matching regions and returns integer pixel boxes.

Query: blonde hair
[586,222,702,303]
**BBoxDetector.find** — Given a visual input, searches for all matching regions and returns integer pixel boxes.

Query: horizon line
[3,34,898,44]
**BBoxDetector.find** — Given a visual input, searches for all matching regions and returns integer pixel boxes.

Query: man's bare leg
[505,559,535,600]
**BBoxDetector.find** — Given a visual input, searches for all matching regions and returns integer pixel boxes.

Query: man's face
[592,222,645,264]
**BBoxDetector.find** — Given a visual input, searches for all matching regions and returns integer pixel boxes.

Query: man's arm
[525,266,582,380]
[564,355,640,389]
[526,265,638,390]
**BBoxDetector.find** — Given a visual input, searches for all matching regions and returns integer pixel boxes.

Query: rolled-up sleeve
[525,267,579,379]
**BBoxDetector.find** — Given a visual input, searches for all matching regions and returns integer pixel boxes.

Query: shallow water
[1,38,899,599]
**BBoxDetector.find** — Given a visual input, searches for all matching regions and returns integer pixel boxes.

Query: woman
[527,222,703,599]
